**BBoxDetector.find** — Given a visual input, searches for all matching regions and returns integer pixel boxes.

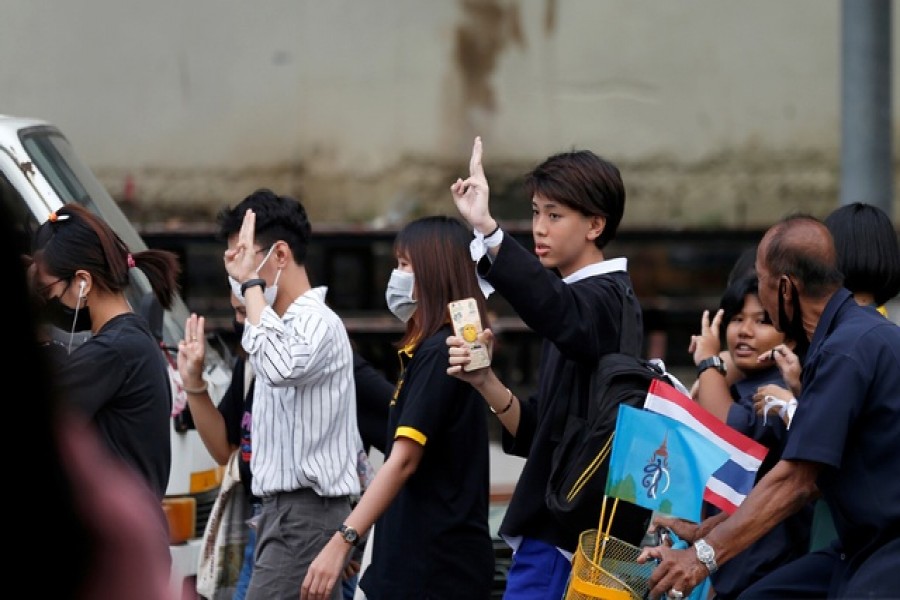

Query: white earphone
[78,279,87,299]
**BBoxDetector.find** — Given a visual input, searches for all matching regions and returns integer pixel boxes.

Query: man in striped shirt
[219,189,363,600]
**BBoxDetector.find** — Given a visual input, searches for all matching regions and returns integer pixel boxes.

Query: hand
[637,545,708,600]
[223,208,259,282]
[752,383,794,423]
[446,329,495,387]
[342,559,361,581]
[300,536,351,600]
[649,515,701,545]
[757,343,802,397]
[689,309,724,366]
[176,313,206,389]
[450,136,495,234]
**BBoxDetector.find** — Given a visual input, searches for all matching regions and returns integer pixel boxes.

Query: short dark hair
[217,189,312,264]
[524,150,625,249]
[824,202,900,306]
[717,273,779,342]
[727,245,759,286]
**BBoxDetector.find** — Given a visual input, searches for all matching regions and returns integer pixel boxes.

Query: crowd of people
[19,136,899,600]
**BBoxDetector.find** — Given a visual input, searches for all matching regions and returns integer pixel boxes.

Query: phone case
[448,297,492,371]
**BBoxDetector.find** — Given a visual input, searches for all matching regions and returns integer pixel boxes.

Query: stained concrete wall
[2,0,898,227]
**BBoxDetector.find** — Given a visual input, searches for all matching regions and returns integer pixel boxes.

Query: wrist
[182,380,208,394]
[476,220,498,237]
[696,356,727,377]
[240,278,266,296]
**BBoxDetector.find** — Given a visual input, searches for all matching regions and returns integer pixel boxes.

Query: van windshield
[20,127,230,375]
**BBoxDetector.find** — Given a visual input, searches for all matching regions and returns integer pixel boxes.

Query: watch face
[697,542,713,561]
[341,525,359,544]
[695,539,717,572]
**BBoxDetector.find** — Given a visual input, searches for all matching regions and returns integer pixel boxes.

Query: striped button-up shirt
[243,286,362,498]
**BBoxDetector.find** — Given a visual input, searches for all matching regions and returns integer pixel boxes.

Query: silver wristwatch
[694,538,718,574]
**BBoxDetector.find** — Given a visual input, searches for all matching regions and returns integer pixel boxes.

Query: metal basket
[565,529,653,600]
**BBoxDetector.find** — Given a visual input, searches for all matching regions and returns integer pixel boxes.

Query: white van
[0,114,232,587]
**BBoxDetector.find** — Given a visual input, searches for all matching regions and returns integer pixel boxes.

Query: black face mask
[778,278,808,360]
[41,296,93,333]
[232,318,245,338]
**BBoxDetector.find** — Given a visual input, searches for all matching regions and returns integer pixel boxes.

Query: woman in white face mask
[302,216,496,600]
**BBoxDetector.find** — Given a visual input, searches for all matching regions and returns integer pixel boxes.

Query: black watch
[338,524,360,546]
[696,355,727,377]
[240,278,266,296]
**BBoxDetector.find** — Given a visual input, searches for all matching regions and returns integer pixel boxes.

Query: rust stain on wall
[453,0,527,112]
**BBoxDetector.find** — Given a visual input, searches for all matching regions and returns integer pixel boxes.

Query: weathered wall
[3,0,897,227]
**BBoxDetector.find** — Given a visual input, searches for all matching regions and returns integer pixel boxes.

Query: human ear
[588,215,606,240]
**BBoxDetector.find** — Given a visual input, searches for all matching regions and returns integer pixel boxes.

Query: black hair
[727,245,759,286]
[217,188,312,264]
[32,203,180,310]
[717,273,775,341]
[824,202,900,306]
[524,150,625,249]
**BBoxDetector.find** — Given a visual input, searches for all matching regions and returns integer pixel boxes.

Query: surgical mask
[385,269,417,323]
[229,245,281,306]
[41,278,91,353]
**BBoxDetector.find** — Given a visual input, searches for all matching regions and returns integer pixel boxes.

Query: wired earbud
[78,279,87,299]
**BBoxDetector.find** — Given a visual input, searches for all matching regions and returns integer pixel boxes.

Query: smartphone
[448,297,491,371]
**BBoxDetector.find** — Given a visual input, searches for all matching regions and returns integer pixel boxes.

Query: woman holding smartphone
[301,215,494,600]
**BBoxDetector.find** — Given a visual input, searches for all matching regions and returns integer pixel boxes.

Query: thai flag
[643,379,769,515]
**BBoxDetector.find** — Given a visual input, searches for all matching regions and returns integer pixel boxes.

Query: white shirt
[243,286,362,498]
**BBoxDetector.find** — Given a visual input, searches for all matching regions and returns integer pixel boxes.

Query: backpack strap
[550,274,643,440]
[613,276,642,358]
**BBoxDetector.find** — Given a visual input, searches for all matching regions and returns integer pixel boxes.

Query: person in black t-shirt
[302,216,494,600]
[178,292,258,599]
[29,202,180,572]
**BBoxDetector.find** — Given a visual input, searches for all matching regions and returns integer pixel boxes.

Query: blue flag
[605,405,731,522]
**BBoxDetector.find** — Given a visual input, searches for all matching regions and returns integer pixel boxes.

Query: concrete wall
[3,0,898,227]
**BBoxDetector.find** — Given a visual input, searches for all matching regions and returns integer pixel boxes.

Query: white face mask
[229,244,281,306]
[385,269,417,323]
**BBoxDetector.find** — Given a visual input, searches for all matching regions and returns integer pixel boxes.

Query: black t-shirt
[360,327,494,599]
[216,356,256,501]
[47,313,172,500]
[353,350,393,455]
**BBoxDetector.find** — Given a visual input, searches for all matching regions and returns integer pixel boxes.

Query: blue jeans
[233,502,262,600]
[341,573,358,600]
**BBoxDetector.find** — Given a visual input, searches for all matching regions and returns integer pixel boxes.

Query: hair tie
[127,254,136,268]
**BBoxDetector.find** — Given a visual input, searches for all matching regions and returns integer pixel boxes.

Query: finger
[239,209,255,247]
[710,309,724,335]
[446,335,463,347]
[480,328,495,353]
[469,136,483,177]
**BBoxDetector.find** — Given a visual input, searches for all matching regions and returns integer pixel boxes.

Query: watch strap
[696,356,726,377]
[240,278,266,296]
